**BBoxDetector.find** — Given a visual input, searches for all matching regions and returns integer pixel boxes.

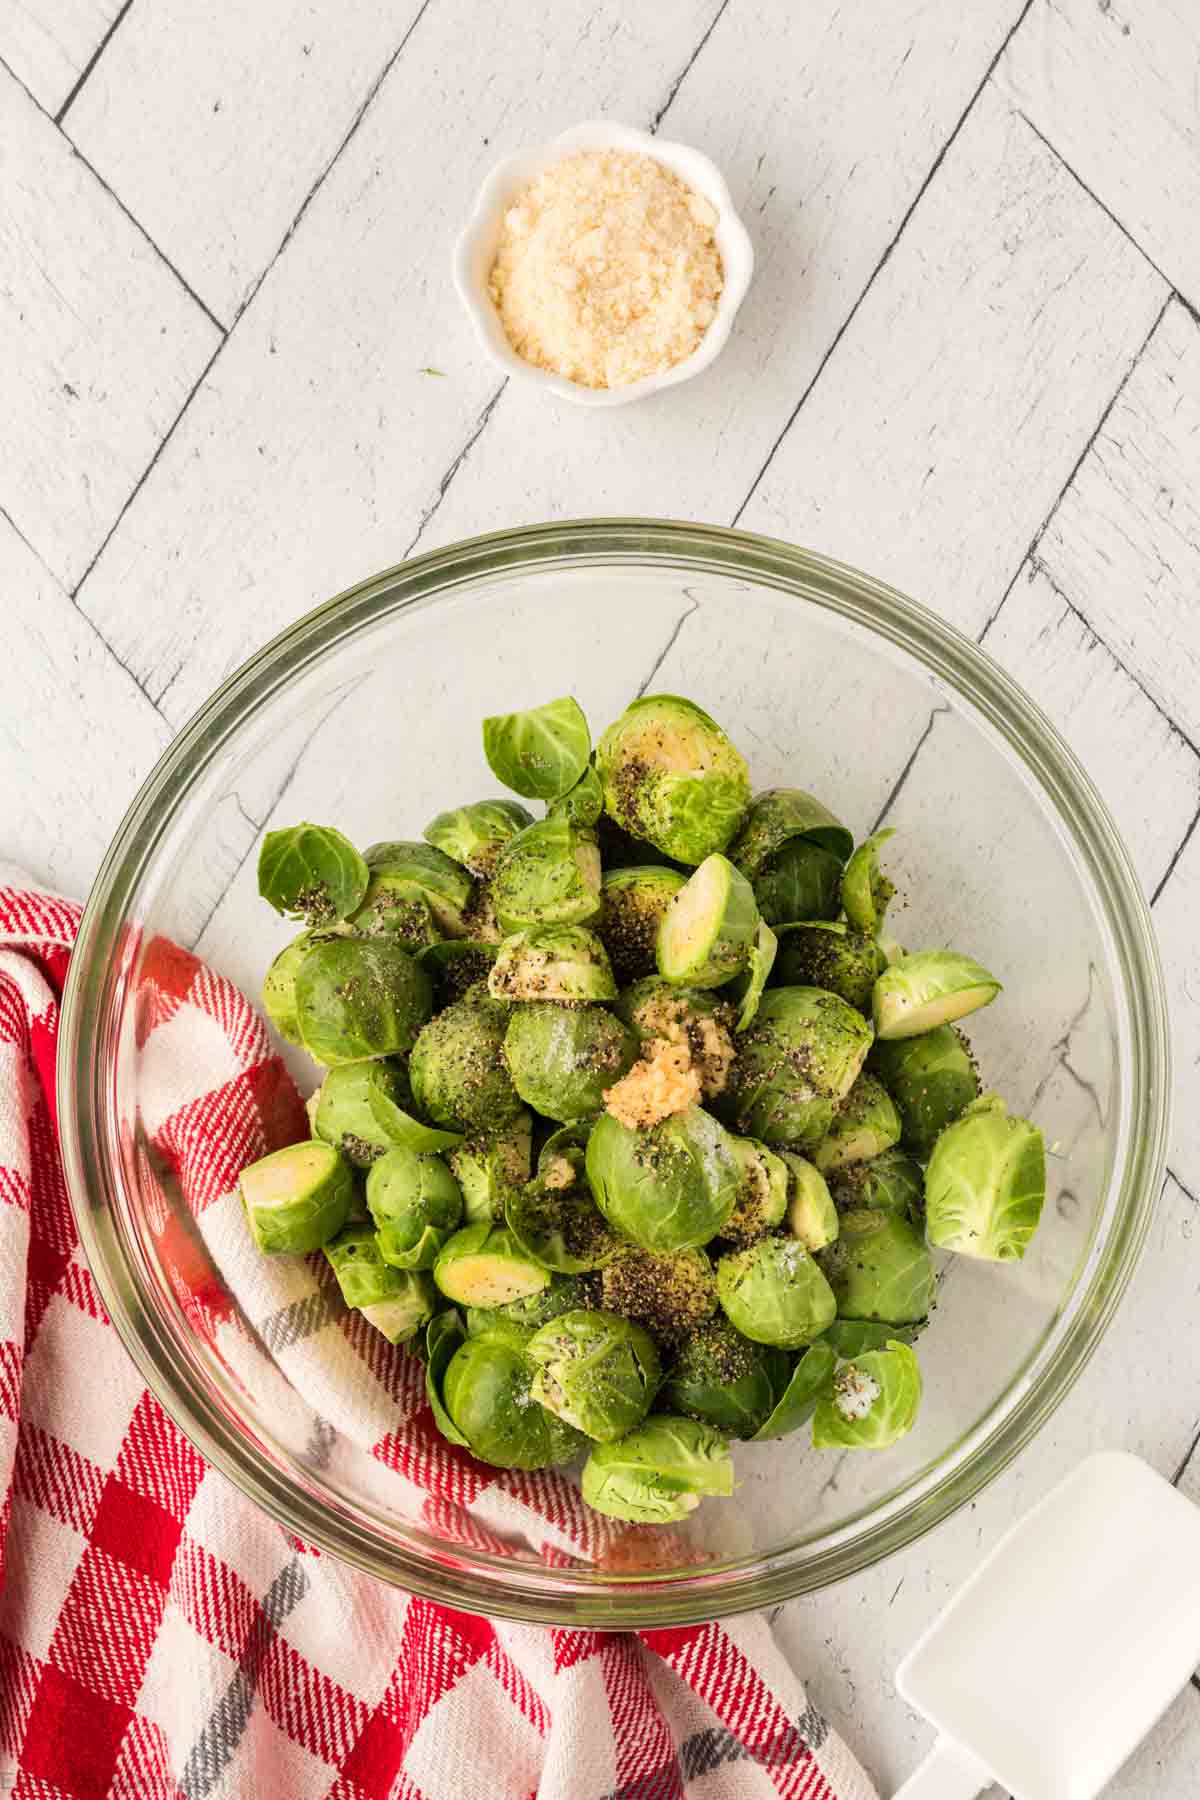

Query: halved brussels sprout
[360,1273,438,1345]
[600,1246,718,1347]
[262,930,326,1045]
[924,1096,1045,1261]
[483,696,591,802]
[548,762,604,829]
[492,818,602,931]
[505,1173,622,1274]
[433,1221,549,1308]
[409,990,523,1133]
[351,840,475,941]
[829,1147,925,1223]
[720,986,874,1149]
[716,1236,837,1348]
[367,1146,464,1270]
[841,828,896,935]
[503,1003,638,1123]
[417,939,500,1010]
[598,866,687,986]
[424,798,535,876]
[772,922,882,1013]
[442,1336,586,1469]
[325,1224,400,1309]
[240,1141,353,1254]
[729,789,852,927]
[294,937,433,1065]
[657,854,759,988]
[873,950,1001,1040]
[812,1340,922,1450]
[823,1318,923,1359]
[870,1026,980,1158]
[581,1416,734,1522]
[596,695,751,865]
[488,925,617,1003]
[819,1207,934,1325]
[587,1106,740,1252]
[426,1310,470,1446]
[780,1152,839,1251]
[660,1317,785,1438]
[313,1061,426,1166]
[749,1338,838,1441]
[811,1073,902,1173]
[723,1137,789,1246]
[528,1309,661,1441]
[257,823,369,924]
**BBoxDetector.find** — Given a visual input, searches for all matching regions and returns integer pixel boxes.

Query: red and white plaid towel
[0,879,878,1800]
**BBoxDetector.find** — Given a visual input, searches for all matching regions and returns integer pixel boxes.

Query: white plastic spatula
[893,1452,1200,1799]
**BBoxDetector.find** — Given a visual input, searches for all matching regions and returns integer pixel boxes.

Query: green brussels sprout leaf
[823,1318,923,1358]
[424,799,535,876]
[812,1340,922,1450]
[924,1096,1045,1261]
[425,1309,471,1447]
[772,921,882,1012]
[503,1002,637,1122]
[581,1415,734,1522]
[257,823,369,924]
[483,696,591,801]
[829,1147,925,1224]
[750,1338,837,1440]
[351,840,475,940]
[367,1145,464,1269]
[841,828,896,935]
[548,762,604,828]
[442,1335,587,1469]
[366,1082,465,1154]
[492,818,602,931]
[724,1137,790,1246]
[734,920,778,1031]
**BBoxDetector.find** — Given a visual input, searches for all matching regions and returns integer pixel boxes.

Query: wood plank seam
[54,0,133,125]
[649,0,735,133]
[1150,799,1200,909]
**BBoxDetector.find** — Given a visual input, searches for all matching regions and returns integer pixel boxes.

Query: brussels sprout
[350,840,475,940]
[842,828,896,935]
[829,1147,925,1223]
[751,839,845,928]
[724,1138,789,1246]
[488,925,617,1003]
[657,855,760,988]
[367,1146,464,1269]
[491,818,602,932]
[463,1311,535,1352]
[325,1223,403,1308]
[812,1340,922,1450]
[812,1073,902,1173]
[262,931,324,1045]
[780,1152,839,1251]
[598,866,687,986]
[426,1309,470,1446]
[257,823,369,924]
[461,880,503,944]
[772,922,882,1013]
[823,1318,923,1358]
[716,1237,837,1348]
[443,1336,586,1469]
[409,990,523,1133]
[729,789,852,928]
[870,1026,980,1158]
[729,920,778,1031]
[360,1273,438,1345]
[582,1415,733,1522]
[660,1317,785,1438]
[548,762,604,829]
[613,978,735,1081]
[503,1003,638,1122]
[483,696,591,802]
[720,987,874,1149]
[528,1309,660,1441]
[424,798,535,876]
[240,1141,353,1254]
[600,1246,718,1347]
[313,1061,424,1165]
[493,1271,590,1330]
[449,1112,533,1224]
[596,695,751,865]
[749,1338,838,1441]
[433,1222,550,1308]
[924,1096,1045,1261]
[873,950,1001,1040]
[819,1208,934,1325]
[417,940,500,1012]
[587,1107,740,1252]
[294,937,432,1065]
[505,1173,622,1274]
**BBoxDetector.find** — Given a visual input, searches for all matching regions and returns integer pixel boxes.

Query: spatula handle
[892,1737,992,1800]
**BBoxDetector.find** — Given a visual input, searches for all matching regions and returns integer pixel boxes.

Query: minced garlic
[604,1037,701,1131]
[489,149,724,389]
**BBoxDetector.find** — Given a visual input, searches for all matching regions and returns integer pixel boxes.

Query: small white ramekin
[453,119,754,408]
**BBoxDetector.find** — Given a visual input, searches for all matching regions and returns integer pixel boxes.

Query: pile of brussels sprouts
[239,692,1046,1526]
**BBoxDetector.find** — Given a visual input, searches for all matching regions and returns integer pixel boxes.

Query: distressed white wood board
[0,0,121,116]
[72,0,734,730]
[0,64,220,591]
[739,85,1167,640]
[998,0,1200,311]
[775,1172,1200,1795]
[419,0,1026,548]
[66,0,427,325]
[0,517,170,896]
[1034,299,1200,750]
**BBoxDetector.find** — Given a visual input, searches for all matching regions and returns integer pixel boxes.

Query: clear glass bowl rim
[58,519,1172,1627]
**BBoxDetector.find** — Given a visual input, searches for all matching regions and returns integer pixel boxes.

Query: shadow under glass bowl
[58,520,1171,1627]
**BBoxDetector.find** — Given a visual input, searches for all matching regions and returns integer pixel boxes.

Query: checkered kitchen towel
[0,879,878,1800]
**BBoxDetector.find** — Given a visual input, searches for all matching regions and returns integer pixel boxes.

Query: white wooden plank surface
[420,0,1026,547]
[0,63,220,590]
[1152,831,1200,1201]
[66,0,427,325]
[999,0,1200,309]
[1035,299,1200,749]
[72,0,732,728]
[0,517,170,895]
[739,85,1166,638]
[0,0,121,117]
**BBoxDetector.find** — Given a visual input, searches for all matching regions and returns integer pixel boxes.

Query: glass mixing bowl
[59,521,1171,1626]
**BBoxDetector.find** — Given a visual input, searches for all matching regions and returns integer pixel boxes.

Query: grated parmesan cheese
[489,149,724,389]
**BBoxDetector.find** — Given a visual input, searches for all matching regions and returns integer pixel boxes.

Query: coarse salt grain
[488,149,724,389]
